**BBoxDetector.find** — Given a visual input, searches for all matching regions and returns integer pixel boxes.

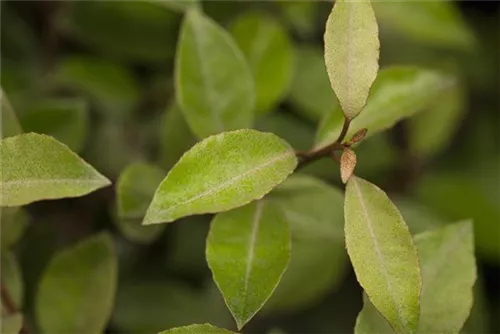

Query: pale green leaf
[36,233,117,334]
[0,133,110,206]
[289,47,338,121]
[159,323,236,334]
[159,103,196,169]
[415,220,476,333]
[316,66,455,149]
[144,129,297,225]
[409,81,466,157]
[1,251,23,308]
[356,221,477,334]
[345,176,421,334]
[20,98,88,152]
[1,313,23,334]
[176,9,254,138]
[373,2,474,50]
[265,175,347,312]
[231,13,293,114]
[324,0,379,119]
[1,207,30,249]
[207,201,291,329]
[1,90,22,139]
[115,163,166,243]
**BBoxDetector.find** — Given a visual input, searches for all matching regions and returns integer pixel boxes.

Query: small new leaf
[0,133,111,206]
[340,148,357,184]
[207,201,291,330]
[324,0,379,119]
[348,128,368,145]
[144,129,297,224]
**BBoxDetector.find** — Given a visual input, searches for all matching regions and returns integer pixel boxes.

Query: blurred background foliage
[1,1,499,333]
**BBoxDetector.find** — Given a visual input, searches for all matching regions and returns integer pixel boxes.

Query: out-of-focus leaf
[158,323,236,334]
[176,9,254,138]
[1,313,23,334]
[207,201,290,330]
[231,13,293,114]
[65,1,179,63]
[112,280,232,333]
[20,98,88,152]
[393,198,445,235]
[315,66,455,149]
[356,221,476,334]
[144,129,297,225]
[265,175,346,312]
[409,81,466,157]
[289,47,339,122]
[1,207,30,249]
[1,90,22,139]
[416,221,476,333]
[115,163,166,243]
[36,233,117,334]
[352,132,398,179]
[52,57,140,118]
[324,0,379,120]
[414,172,500,262]
[256,112,314,151]
[0,133,111,207]
[1,251,23,308]
[277,2,318,38]
[159,103,196,169]
[462,277,490,334]
[154,0,200,12]
[373,2,474,50]
[345,176,421,334]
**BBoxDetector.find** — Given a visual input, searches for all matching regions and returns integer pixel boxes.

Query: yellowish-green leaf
[316,66,455,149]
[159,323,236,334]
[36,233,118,334]
[324,0,379,119]
[409,81,465,157]
[176,9,254,138]
[207,201,291,330]
[1,90,22,139]
[0,133,111,207]
[115,163,166,243]
[345,176,421,334]
[231,13,293,114]
[1,251,23,308]
[20,98,88,152]
[289,47,338,121]
[1,207,30,249]
[265,175,346,312]
[373,2,474,50]
[355,221,476,334]
[144,129,297,225]
[1,313,23,334]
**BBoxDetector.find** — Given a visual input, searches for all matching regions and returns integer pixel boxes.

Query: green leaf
[231,13,294,114]
[355,221,477,334]
[20,98,88,152]
[1,207,29,249]
[1,313,23,334]
[144,129,297,224]
[207,201,291,329]
[409,81,466,157]
[159,103,196,169]
[1,90,23,139]
[0,133,111,206]
[289,47,338,121]
[158,323,236,334]
[344,176,421,334]
[115,163,166,243]
[265,175,347,312]
[277,2,318,38]
[2,251,23,308]
[112,280,232,333]
[393,197,445,235]
[153,0,200,13]
[373,2,474,50]
[324,0,379,120]
[176,9,254,138]
[36,233,118,334]
[416,220,476,333]
[65,1,179,63]
[316,66,455,149]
